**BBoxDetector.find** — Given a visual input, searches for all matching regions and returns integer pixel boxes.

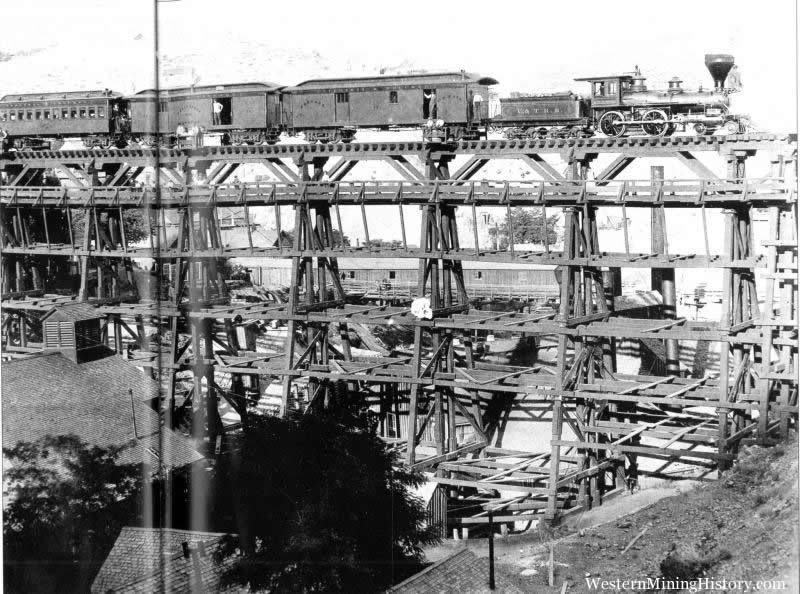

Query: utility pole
[487,509,495,590]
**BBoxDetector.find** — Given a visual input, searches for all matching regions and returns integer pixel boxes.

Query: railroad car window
[389,91,398,104]
[8,112,14,121]
[26,111,33,120]
[35,111,42,120]
[348,271,355,279]
[474,271,483,280]
[79,108,86,118]
[593,82,606,96]
[389,271,396,279]
[0,112,6,122]
[44,110,50,119]
[335,92,349,103]
[52,110,59,119]
[16,111,22,120]
[70,108,78,118]
[608,82,618,94]
[98,107,104,118]
[62,109,68,119]
[88,107,96,118]
[158,100,168,113]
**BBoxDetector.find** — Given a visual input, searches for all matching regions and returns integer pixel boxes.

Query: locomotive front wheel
[598,111,626,137]
[642,110,669,136]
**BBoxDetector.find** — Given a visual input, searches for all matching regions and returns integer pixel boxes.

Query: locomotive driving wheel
[642,109,669,136]
[598,111,626,137]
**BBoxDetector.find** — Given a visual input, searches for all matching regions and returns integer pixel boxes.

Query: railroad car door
[334,91,350,123]
[158,98,170,133]
[433,86,463,122]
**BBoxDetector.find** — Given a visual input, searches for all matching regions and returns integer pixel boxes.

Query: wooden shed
[41,303,104,363]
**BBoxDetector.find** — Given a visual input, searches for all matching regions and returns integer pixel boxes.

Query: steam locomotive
[0,55,743,150]
[502,54,742,139]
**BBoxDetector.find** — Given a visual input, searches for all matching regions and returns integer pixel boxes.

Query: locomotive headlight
[426,120,434,128]
[436,119,445,127]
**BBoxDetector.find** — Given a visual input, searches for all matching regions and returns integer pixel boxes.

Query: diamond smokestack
[705,54,735,91]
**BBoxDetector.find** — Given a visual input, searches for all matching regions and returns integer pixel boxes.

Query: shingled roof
[1,351,202,468]
[91,527,244,594]
[40,302,103,322]
[387,548,524,594]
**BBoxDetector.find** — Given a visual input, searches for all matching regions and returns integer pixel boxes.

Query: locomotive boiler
[581,54,740,137]
[496,54,743,139]
[0,54,747,151]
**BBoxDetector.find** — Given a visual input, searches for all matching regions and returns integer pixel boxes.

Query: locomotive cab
[574,74,634,137]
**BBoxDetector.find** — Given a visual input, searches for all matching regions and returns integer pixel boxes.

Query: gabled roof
[1,352,202,468]
[387,548,524,593]
[40,302,103,323]
[91,527,243,594]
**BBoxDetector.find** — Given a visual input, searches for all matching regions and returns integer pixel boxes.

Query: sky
[1,0,797,130]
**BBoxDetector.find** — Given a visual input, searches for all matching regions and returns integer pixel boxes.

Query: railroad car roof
[130,82,282,99]
[0,89,123,102]
[289,72,499,90]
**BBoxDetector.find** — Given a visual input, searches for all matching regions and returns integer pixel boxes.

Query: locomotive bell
[705,54,735,91]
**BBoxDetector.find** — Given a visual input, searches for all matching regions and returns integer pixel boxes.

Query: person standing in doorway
[213,100,223,125]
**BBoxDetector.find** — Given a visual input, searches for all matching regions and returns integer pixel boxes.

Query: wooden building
[41,303,105,363]
[246,257,559,298]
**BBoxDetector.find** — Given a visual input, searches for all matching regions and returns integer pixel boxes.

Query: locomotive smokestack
[705,54,735,91]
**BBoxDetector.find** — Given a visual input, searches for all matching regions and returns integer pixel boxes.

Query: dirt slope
[427,438,798,593]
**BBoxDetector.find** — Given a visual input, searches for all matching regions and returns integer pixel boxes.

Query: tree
[67,208,154,246]
[211,407,439,592]
[3,435,143,593]
[488,207,559,250]
[331,228,351,247]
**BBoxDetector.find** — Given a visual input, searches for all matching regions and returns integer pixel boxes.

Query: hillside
[427,438,799,593]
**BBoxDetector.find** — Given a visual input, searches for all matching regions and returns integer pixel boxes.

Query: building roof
[387,548,524,594]
[221,226,279,249]
[40,302,103,323]
[1,352,202,468]
[91,527,243,594]
[241,257,556,272]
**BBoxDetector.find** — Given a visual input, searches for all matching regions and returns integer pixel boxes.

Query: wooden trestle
[1,134,797,533]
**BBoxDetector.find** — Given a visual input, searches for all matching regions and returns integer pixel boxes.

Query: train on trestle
[0,54,745,150]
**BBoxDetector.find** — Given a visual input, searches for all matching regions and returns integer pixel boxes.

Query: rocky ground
[425,436,799,593]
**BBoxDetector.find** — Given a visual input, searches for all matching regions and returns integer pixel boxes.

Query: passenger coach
[0,89,129,150]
